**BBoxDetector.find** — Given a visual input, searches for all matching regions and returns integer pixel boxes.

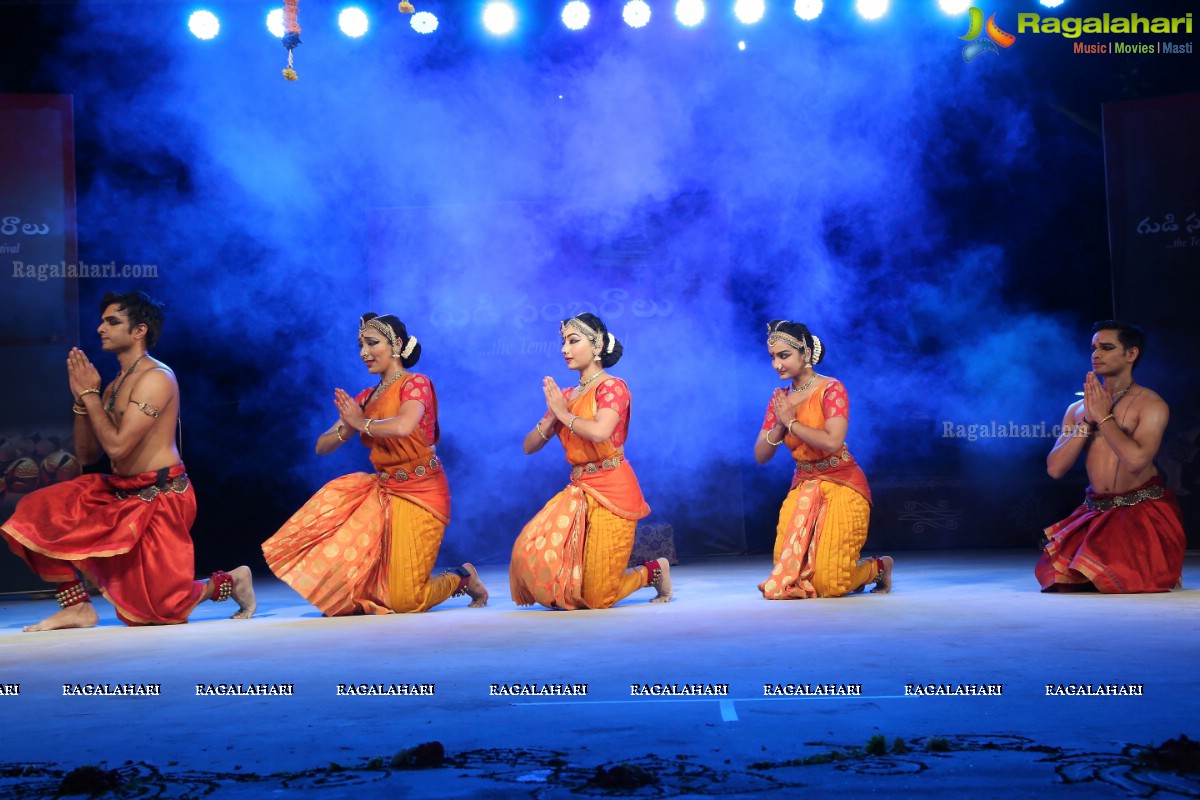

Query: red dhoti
[1035,476,1185,594]
[0,465,206,625]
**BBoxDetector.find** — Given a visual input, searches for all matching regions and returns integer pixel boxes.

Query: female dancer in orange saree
[510,313,671,609]
[756,320,893,599]
[263,313,487,614]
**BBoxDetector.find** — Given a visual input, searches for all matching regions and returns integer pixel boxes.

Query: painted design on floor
[2,734,1198,798]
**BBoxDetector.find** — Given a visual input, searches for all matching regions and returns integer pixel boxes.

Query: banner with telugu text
[0,94,79,590]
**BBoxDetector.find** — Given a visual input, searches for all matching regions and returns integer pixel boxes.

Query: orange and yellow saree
[510,377,652,610]
[758,379,877,599]
[263,373,460,614]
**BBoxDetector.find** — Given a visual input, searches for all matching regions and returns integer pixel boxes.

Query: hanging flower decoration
[399,1,415,14]
[282,0,301,80]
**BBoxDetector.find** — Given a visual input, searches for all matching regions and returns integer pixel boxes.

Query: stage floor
[2,550,1199,798]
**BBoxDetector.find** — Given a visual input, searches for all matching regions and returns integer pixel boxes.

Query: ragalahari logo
[960,7,1016,62]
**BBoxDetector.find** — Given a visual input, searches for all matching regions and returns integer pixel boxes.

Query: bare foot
[649,557,672,604]
[227,566,256,619]
[23,601,99,632]
[870,556,893,594]
[461,563,488,608]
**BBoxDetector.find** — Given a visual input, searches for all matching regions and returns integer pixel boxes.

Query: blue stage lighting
[483,2,517,35]
[562,1,590,30]
[623,0,651,28]
[675,0,705,28]
[411,10,439,33]
[338,7,369,37]
[266,8,284,37]
[937,0,970,13]
[188,10,220,40]
[1039,0,1065,7]
[794,0,822,21]
[734,0,764,25]
[855,0,888,21]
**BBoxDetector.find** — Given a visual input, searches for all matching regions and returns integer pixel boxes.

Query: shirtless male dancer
[1,291,255,629]
[1038,320,1186,592]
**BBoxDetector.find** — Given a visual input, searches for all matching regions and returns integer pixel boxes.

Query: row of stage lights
[187,0,1068,40]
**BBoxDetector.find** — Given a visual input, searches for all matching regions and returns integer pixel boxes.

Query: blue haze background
[1,0,1197,570]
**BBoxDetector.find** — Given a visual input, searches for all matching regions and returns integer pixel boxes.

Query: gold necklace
[789,374,818,394]
[367,370,406,405]
[578,370,606,390]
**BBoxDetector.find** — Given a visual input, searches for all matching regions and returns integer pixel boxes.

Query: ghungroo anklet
[446,565,471,597]
[642,560,662,587]
[210,570,234,602]
[56,580,90,608]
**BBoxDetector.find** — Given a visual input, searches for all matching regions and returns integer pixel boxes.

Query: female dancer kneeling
[510,313,670,609]
[263,313,487,614]
[756,320,891,599]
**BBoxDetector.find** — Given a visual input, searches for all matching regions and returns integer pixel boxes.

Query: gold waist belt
[378,457,441,483]
[794,448,852,476]
[1084,483,1164,512]
[571,453,623,480]
[115,474,190,502]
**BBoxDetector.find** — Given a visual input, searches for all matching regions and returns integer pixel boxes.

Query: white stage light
[188,10,220,40]
[623,0,651,28]
[411,11,439,33]
[856,0,888,21]
[338,7,369,37]
[675,0,705,27]
[734,0,764,25]
[266,9,284,37]
[483,2,517,35]
[794,0,822,21]
[937,0,970,14]
[562,1,590,30]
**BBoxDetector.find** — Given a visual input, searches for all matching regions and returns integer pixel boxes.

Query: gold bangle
[764,428,783,447]
[567,416,579,434]
[786,419,800,435]
[535,422,550,441]
[77,388,100,401]
[363,419,375,437]
[1098,413,1115,426]
[72,404,89,416]
[334,424,347,442]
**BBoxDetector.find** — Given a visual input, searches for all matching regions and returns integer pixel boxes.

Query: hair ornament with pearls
[360,315,397,344]
[561,316,599,344]
[766,319,826,366]
[765,323,807,356]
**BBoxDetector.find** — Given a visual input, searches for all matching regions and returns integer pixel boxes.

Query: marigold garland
[282,0,301,81]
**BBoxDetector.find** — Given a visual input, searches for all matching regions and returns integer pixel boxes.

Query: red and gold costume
[262,373,460,614]
[758,379,878,599]
[510,377,652,609]
[1035,475,1185,593]
[1,464,206,625]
